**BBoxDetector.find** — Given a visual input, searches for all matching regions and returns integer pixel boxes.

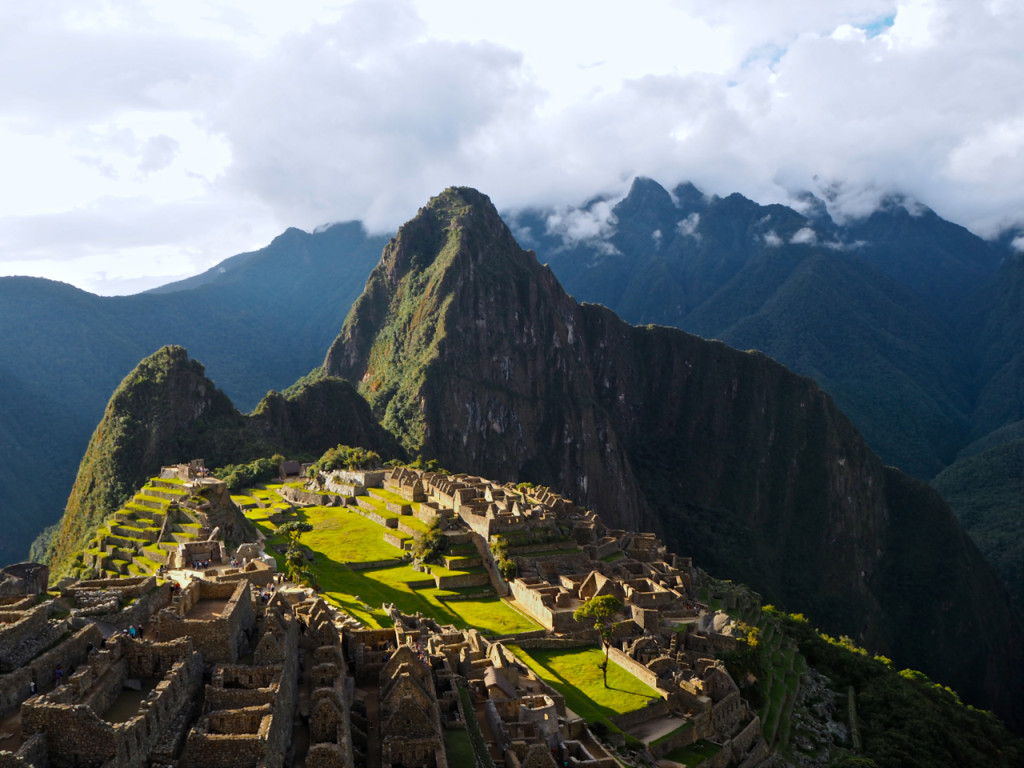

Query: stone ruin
[0,464,771,768]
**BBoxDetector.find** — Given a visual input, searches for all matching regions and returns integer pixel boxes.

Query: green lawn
[508,646,660,728]
[663,740,723,766]
[369,487,419,507]
[315,562,540,635]
[444,728,477,766]
[238,485,541,636]
[300,506,407,563]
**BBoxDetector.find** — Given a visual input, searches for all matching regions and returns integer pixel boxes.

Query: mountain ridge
[320,186,1024,728]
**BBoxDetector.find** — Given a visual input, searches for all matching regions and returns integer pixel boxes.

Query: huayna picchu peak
[323,186,1024,731]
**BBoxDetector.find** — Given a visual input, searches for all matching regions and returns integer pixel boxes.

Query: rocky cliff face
[324,187,1024,729]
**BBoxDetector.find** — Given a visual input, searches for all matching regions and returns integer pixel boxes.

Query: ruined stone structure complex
[0,464,767,767]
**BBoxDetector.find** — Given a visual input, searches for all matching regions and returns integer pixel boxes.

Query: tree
[275,521,313,543]
[310,444,381,475]
[573,594,623,688]
[275,521,313,583]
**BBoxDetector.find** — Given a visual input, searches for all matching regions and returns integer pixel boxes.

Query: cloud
[139,136,181,174]
[544,199,620,254]
[677,213,702,241]
[4,0,1024,292]
[209,1,539,232]
[790,227,818,245]
[763,231,784,247]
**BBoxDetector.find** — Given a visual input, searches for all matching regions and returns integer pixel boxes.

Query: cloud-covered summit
[2,0,1023,293]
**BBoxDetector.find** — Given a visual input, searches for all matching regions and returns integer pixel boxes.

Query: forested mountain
[44,345,398,575]
[323,186,1024,729]
[0,222,386,564]
[508,177,1000,479]
[508,177,1024,611]
[7,175,1024,637]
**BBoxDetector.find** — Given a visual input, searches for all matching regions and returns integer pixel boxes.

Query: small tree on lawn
[573,594,623,688]
[275,521,313,582]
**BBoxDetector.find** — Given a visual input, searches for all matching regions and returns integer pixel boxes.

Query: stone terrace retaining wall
[608,647,668,698]
[609,698,669,731]
[0,602,64,674]
[279,487,341,507]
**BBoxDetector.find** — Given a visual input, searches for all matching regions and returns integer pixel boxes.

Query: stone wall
[609,698,669,731]
[0,666,33,720]
[181,725,272,768]
[20,638,202,768]
[0,602,64,674]
[279,487,341,507]
[647,720,697,758]
[433,571,490,590]
[156,580,254,664]
[216,563,274,588]
[0,732,46,767]
[385,500,412,515]
[352,499,398,529]
[607,647,667,698]
[72,581,171,631]
[0,564,49,597]
[508,580,580,631]
[334,469,385,487]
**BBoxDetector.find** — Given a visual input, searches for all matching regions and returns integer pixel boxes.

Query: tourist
[55,665,62,686]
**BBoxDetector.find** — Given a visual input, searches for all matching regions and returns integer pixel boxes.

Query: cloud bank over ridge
[1,0,1022,293]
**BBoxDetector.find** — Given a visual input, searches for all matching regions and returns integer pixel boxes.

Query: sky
[2,0,1023,295]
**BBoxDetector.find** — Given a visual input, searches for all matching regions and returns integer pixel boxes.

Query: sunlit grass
[314,563,540,635]
[237,485,541,635]
[509,646,659,728]
[299,506,406,563]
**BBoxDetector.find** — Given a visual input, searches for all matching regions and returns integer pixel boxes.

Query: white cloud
[1011,235,1024,253]
[545,200,620,249]
[677,213,702,240]
[3,0,1024,292]
[790,227,818,245]
[764,231,784,247]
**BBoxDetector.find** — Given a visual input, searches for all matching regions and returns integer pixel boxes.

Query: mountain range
[39,187,1024,732]
[5,175,1022,615]
[0,223,387,565]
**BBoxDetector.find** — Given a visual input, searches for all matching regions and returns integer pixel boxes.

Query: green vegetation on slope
[45,347,397,577]
[933,437,1024,607]
[760,609,1023,768]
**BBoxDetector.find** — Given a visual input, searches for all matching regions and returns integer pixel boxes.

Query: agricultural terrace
[509,645,661,731]
[235,484,541,635]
